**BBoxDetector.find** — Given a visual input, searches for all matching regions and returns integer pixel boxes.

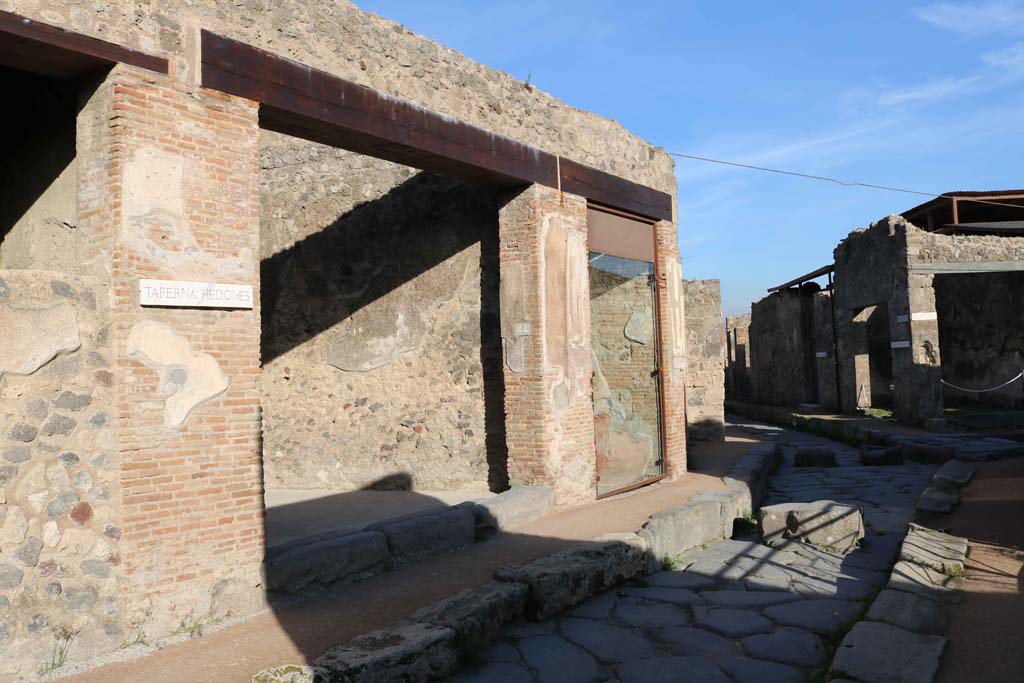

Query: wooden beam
[911,261,1024,274]
[200,31,673,222]
[767,264,834,292]
[0,10,168,79]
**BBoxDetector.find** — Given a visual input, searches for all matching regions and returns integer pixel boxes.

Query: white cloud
[876,75,984,107]
[984,41,1024,69]
[915,1,1024,35]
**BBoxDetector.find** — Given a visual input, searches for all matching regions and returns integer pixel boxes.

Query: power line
[669,152,1024,211]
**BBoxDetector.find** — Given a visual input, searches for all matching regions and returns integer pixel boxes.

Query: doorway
[588,207,665,497]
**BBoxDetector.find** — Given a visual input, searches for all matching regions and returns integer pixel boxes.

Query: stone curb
[827,524,969,682]
[726,400,1024,462]
[251,444,784,682]
[264,485,554,594]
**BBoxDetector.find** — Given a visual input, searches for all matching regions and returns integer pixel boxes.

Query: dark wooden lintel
[0,10,168,79]
[200,31,673,222]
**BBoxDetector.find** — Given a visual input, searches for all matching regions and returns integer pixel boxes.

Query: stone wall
[934,272,1024,407]
[1,0,676,198]
[259,134,505,492]
[0,67,80,271]
[683,279,724,441]
[749,288,816,407]
[812,291,839,410]
[0,271,117,681]
[725,314,752,400]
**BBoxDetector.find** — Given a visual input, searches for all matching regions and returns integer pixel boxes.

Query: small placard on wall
[139,279,254,309]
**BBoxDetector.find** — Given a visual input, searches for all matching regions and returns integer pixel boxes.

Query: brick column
[890,272,944,425]
[498,185,595,505]
[81,66,264,629]
[655,220,688,479]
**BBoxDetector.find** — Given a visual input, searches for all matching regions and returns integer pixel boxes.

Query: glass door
[588,208,664,497]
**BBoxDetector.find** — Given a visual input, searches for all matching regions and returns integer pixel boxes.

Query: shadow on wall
[259,170,509,491]
[0,66,78,264]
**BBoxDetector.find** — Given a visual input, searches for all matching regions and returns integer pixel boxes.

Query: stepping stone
[794,446,837,467]
[760,501,865,554]
[655,626,742,660]
[741,627,826,668]
[720,657,806,683]
[692,606,774,638]
[916,487,958,513]
[865,589,950,636]
[887,561,964,604]
[932,460,975,488]
[517,635,601,683]
[621,586,704,606]
[559,618,656,663]
[612,596,690,629]
[763,599,862,635]
[450,662,532,683]
[646,570,717,591]
[701,591,801,608]
[908,524,969,556]
[830,622,946,683]
[860,445,904,466]
[617,656,731,683]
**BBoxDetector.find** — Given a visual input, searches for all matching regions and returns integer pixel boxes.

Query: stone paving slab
[446,421,938,683]
[830,621,946,683]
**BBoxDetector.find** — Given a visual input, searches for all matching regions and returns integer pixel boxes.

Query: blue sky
[358,1,1024,315]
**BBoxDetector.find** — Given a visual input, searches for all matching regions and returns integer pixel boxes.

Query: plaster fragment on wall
[0,301,80,377]
[126,320,228,428]
[499,260,528,373]
[122,146,253,280]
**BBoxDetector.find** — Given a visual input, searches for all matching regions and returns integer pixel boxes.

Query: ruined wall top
[2,0,676,197]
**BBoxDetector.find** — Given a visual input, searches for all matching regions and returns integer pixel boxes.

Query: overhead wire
[668,152,1024,211]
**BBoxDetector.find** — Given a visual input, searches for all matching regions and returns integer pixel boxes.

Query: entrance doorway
[588,207,665,497]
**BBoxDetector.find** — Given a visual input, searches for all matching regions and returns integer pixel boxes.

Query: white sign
[890,340,911,349]
[139,279,253,309]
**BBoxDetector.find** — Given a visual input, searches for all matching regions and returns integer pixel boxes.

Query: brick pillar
[498,184,595,505]
[890,272,944,424]
[655,220,688,479]
[81,66,264,628]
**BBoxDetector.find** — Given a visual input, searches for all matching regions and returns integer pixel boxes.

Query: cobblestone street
[452,420,938,683]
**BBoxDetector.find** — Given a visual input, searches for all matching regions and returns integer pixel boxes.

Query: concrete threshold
[58,430,759,683]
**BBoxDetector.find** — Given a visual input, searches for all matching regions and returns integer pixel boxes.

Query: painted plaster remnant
[0,301,80,377]
[499,261,529,373]
[122,146,253,280]
[543,214,589,410]
[126,320,228,428]
[323,252,472,373]
[664,258,686,371]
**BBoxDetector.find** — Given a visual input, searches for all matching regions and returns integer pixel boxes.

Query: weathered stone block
[638,499,725,561]
[457,485,553,537]
[900,526,967,576]
[902,442,955,463]
[830,622,946,683]
[793,446,836,467]
[887,561,964,604]
[689,485,750,537]
[495,534,651,619]
[369,508,476,565]
[314,621,459,682]
[411,580,527,641]
[264,530,391,594]
[759,501,864,554]
[916,487,958,513]
[932,460,975,488]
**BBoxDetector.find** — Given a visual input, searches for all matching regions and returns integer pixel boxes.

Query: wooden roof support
[0,10,168,79]
[200,31,673,222]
